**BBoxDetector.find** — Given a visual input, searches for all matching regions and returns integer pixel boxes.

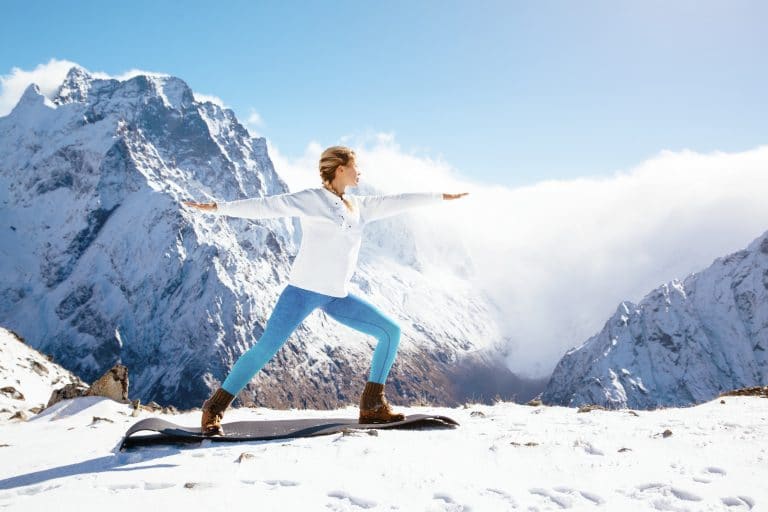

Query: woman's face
[342,159,360,187]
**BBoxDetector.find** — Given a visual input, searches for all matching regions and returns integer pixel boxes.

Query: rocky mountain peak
[8,83,48,116]
[54,65,94,104]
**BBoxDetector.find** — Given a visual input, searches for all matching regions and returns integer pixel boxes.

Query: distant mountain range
[542,228,768,409]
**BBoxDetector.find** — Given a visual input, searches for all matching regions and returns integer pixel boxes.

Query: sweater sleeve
[357,192,443,223]
[209,189,313,219]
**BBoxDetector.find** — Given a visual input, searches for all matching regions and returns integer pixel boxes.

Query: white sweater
[208,187,444,297]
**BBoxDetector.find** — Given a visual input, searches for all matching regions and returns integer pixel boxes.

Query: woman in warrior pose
[183,146,468,435]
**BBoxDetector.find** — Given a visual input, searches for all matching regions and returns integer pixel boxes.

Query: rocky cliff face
[542,230,768,409]
[0,66,504,409]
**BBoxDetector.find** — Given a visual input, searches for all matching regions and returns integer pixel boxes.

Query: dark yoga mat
[120,414,460,450]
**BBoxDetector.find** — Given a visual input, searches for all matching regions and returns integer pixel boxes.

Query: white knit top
[208,187,444,297]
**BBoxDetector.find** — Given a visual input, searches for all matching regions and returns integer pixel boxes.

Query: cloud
[0,58,79,116]
[108,68,169,81]
[193,92,227,108]
[268,134,768,379]
[266,139,324,191]
[244,109,265,138]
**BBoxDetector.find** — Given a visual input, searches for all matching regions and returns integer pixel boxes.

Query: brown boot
[200,387,235,436]
[358,381,406,424]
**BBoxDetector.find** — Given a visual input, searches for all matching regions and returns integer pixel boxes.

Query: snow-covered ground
[0,394,765,511]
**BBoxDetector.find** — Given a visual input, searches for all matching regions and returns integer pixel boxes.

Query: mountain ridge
[542,227,768,409]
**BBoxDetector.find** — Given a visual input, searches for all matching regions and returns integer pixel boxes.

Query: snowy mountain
[542,229,768,409]
[0,326,87,421]
[0,66,510,410]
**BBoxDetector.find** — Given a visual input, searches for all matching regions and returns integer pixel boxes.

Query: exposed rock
[237,452,256,462]
[47,363,130,408]
[9,410,27,421]
[161,405,179,415]
[0,386,24,400]
[577,404,607,413]
[718,386,768,398]
[29,360,49,376]
[46,382,91,408]
[84,364,129,403]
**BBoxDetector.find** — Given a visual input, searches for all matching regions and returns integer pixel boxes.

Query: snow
[0,395,765,511]
[3,326,765,510]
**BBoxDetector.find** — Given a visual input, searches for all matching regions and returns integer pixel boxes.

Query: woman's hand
[442,192,469,200]
[182,200,218,211]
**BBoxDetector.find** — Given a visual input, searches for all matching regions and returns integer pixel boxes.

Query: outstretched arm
[357,191,468,223]
[182,189,313,220]
[443,192,469,200]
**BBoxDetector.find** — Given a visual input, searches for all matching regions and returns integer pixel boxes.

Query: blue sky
[1,0,766,187]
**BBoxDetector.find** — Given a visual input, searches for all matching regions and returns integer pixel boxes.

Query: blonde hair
[319,145,356,209]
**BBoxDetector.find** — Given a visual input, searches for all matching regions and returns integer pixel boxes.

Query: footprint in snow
[694,466,727,484]
[327,489,377,509]
[529,486,605,508]
[721,495,755,510]
[143,481,176,491]
[264,479,300,488]
[13,483,62,496]
[482,487,518,507]
[572,439,604,456]
[432,492,473,511]
[623,482,703,503]
[106,482,141,492]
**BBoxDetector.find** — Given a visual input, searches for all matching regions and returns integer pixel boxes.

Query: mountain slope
[0,326,86,420]
[542,229,768,409]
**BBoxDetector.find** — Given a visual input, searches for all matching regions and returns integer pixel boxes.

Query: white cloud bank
[269,134,768,379]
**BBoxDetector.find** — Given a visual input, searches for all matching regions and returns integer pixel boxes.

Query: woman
[183,146,468,435]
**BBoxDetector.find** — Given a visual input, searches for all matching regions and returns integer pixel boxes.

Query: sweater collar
[320,186,346,201]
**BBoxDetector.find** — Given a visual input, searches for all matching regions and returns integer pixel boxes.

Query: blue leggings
[221,284,402,396]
